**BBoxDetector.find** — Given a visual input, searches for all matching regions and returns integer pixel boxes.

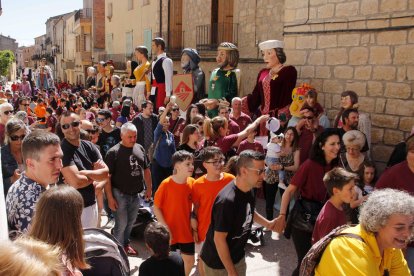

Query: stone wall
[283,0,414,170]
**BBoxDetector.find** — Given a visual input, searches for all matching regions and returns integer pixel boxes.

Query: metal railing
[75,8,92,22]
[196,23,238,51]
[96,53,127,70]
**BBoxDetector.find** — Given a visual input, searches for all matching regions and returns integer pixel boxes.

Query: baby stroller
[130,196,157,239]
[82,228,130,276]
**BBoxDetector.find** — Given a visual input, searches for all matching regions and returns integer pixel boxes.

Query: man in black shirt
[96,109,121,157]
[105,122,152,256]
[131,100,158,150]
[60,111,109,228]
[200,150,277,276]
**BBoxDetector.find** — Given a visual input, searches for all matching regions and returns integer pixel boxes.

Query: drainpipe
[159,0,162,36]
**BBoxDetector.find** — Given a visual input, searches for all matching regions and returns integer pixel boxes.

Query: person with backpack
[313,189,413,275]
[311,167,357,244]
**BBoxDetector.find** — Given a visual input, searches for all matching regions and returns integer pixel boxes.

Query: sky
[0,0,83,47]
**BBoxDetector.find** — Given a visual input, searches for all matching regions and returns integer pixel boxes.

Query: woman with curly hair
[315,189,413,275]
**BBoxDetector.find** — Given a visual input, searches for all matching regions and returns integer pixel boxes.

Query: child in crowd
[191,147,235,276]
[358,160,377,194]
[301,89,330,129]
[347,161,377,224]
[265,132,285,188]
[312,167,357,244]
[237,128,264,154]
[153,150,195,276]
[139,222,185,276]
[110,75,122,102]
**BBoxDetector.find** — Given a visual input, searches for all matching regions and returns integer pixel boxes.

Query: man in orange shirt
[191,146,235,276]
[154,150,195,276]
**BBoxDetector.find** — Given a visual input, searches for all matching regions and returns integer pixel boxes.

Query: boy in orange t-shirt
[34,98,47,128]
[154,150,195,276]
[191,146,235,276]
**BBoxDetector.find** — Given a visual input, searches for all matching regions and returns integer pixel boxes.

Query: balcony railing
[75,8,92,22]
[96,53,127,70]
[196,23,238,51]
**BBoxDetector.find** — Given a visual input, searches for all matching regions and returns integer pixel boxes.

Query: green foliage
[0,50,15,76]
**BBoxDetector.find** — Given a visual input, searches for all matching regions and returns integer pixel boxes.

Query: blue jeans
[112,188,141,246]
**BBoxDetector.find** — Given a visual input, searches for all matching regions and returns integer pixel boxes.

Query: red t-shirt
[237,140,264,155]
[290,159,333,201]
[154,176,195,244]
[227,119,240,135]
[230,112,252,132]
[312,200,347,244]
[215,134,238,154]
[191,173,235,241]
[298,126,324,164]
[376,161,414,195]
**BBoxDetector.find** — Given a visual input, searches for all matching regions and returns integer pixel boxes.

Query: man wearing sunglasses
[60,111,109,228]
[0,102,14,146]
[96,109,121,157]
[296,107,324,164]
[200,150,278,276]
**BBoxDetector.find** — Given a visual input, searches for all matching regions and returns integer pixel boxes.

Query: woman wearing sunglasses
[1,119,30,196]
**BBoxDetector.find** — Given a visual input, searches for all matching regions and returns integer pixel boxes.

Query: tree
[0,50,15,76]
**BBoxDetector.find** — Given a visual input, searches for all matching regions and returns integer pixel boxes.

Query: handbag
[285,197,324,238]
[147,136,162,163]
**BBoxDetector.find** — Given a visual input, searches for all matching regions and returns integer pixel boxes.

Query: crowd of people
[0,37,413,276]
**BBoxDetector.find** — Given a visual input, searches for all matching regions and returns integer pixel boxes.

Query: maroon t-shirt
[237,140,264,155]
[228,119,240,135]
[298,126,324,164]
[215,134,238,154]
[376,161,414,195]
[290,159,333,201]
[0,123,5,146]
[312,200,347,244]
[230,112,252,132]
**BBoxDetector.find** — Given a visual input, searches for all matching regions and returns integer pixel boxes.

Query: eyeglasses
[204,159,225,166]
[96,117,106,123]
[246,167,265,175]
[10,134,26,141]
[172,108,179,111]
[61,121,80,130]
[3,110,13,115]
[303,116,314,120]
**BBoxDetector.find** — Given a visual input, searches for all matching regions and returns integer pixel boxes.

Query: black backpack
[300,224,364,276]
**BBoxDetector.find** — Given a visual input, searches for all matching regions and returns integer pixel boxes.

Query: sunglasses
[86,129,98,134]
[61,121,80,130]
[96,118,106,123]
[303,116,314,120]
[3,110,13,115]
[172,108,179,111]
[10,134,26,141]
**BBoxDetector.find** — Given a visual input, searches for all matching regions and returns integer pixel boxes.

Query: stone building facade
[283,0,414,170]
[156,0,413,170]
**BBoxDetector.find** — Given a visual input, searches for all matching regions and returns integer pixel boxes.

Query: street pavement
[110,197,297,276]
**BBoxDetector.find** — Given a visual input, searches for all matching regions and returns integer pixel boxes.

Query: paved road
[120,198,297,276]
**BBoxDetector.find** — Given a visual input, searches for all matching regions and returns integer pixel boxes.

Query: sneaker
[124,245,139,257]
[278,182,287,190]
